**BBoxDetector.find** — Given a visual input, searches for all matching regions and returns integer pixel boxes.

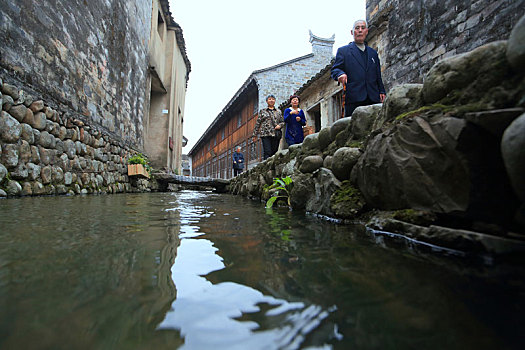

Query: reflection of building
[188,32,334,179]
[145,0,191,174]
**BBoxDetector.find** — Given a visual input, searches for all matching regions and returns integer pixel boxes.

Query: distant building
[181,154,191,176]
[188,32,335,179]
[279,60,344,133]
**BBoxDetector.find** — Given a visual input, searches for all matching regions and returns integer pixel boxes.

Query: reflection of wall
[0,194,180,348]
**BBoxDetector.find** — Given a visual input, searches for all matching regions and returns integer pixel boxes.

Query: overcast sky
[169,0,366,151]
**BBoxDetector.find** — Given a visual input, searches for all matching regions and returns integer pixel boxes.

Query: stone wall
[0,0,151,148]
[0,0,155,197]
[0,78,152,197]
[366,0,525,89]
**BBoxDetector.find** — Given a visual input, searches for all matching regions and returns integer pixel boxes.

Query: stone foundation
[0,76,151,197]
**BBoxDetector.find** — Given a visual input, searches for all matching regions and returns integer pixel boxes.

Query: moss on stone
[391,209,437,226]
[330,181,366,219]
[395,103,450,121]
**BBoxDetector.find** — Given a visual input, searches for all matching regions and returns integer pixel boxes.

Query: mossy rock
[391,209,437,226]
[330,181,366,219]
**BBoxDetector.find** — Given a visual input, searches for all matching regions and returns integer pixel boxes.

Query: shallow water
[0,191,524,349]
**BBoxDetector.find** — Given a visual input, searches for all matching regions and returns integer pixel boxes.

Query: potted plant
[127,153,151,178]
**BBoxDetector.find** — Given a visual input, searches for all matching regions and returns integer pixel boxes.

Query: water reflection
[158,192,336,349]
[0,191,524,349]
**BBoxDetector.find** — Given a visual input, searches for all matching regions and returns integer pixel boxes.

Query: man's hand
[252,136,257,143]
[337,74,347,85]
[380,94,386,103]
[296,116,301,121]
[275,125,281,130]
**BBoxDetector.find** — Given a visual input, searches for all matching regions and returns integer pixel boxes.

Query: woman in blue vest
[283,95,306,146]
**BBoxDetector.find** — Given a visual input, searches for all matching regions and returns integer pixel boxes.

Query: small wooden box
[303,126,315,137]
[128,164,150,178]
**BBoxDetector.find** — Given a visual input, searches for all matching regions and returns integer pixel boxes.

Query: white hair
[353,19,368,30]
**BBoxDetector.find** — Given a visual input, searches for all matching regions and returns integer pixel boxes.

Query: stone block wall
[0,0,151,148]
[366,0,525,90]
[0,78,149,197]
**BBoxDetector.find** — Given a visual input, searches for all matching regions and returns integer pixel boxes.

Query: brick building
[188,32,334,178]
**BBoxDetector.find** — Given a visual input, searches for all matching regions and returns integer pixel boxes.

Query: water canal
[0,191,524,349]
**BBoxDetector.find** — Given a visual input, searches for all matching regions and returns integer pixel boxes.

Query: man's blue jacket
[232,152,244,169]
[331,42,386,104]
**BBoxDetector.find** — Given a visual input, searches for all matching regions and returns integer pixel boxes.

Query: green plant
[128,153,152,174]
[265,176,293,208]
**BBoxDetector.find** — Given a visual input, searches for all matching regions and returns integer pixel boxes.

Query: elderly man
[331,19,386,117]
[232,146,244,177]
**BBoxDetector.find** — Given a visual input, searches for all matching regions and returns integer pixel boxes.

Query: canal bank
[230,18,525,258]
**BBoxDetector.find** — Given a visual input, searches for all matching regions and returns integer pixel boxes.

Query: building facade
[189,32,335,179]
[145,0,191,173]
[0,0,189,196]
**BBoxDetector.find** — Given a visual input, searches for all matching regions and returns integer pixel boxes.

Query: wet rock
[301,133,321,155]
[64,139,76,159]
[58,126,67,140]
[11,164,28,180]
[0,189,6,198]
[330,181,367,219]
[351,104,383,139]
[376,85,422,130]
[32,182,46,196]
[52,166,64,184]
[422,41,514,107]
[2,144,19,168]
[352,115,470,212]
[27,163,41,181]
[0,164,7,183]
[330,117,351,140]
[318,126,332,151]
[31,112,47,130]
[1,83,19,100]
[29,100,45,113]
[464,108,524,137]
[367,216,525,255]
[38,131,56,149]
[331,147,361,181]
[64,172,73,185]
[21,182,33,196]
[323,155,333,169]
[56,185,68,195]
[299,155,324,173]
[31,146,40,163]
[2,95,14,111]
[19,140,31,163]
[0,111,22,142]
[501,112,525,200]
[307,168,341,216]
[20,123,34,144]
[8,104,29,122]
[41,166,52,184]
[6,180,22,196]
[506,14,525,72]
